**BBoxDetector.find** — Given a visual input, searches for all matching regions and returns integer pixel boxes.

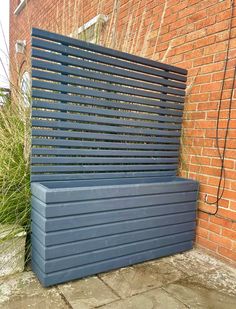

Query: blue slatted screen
[31,28,187,182]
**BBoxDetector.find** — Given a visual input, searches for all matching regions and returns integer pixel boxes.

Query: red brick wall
[10,0,236,265]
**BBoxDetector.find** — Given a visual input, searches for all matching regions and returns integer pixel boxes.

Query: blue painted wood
[31,28,187,75]
[32,203,196,232]
[31,171,176,182]
[32,221,196,247]
[31,36,187,81]
[32,190,198,218]
[32,221,196,256]
[33,231,195,273]
[32,241,193,287]
[31,27,187,182]
[32,90,184,112]
[32,101,182,124]
[30,28,199,287]
[32,69,185,97]
[32,59,186,90]
[31,50,186,89]
[32,230,195,261]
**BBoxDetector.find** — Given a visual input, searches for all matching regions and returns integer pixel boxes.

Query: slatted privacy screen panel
[31,28,187,182]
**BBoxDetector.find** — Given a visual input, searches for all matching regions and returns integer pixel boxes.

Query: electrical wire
[200,0,235,215]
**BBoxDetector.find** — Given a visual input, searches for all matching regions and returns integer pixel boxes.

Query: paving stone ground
[0,248,236,309]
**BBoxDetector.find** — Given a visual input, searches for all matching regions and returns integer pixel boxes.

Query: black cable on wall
[200,0,236,217]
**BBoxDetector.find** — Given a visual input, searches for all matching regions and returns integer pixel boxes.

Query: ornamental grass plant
[0,92,31,268]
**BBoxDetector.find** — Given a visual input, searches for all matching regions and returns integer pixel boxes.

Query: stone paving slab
[99,260,186,298]
[163,267,236,309]
[0,249,235,309]
[99,287,187,309]
[58,276,119,309]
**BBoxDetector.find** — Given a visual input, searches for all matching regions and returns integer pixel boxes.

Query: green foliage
[0,95,31,261]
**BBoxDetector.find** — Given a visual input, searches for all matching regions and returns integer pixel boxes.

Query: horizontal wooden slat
[31,171,176,182]
[32,59,186,92]
[32,90,184,113]
[31,164,178,173]
[31,176,198,203]
[33,220,195,247]
[32,79,184,104]
[32,28,187,75]
[32,101,182,124]
[31,156,178,165]
[32,241,193,286]
[32,50,187,91]
[32,204,195,232]
[33,224,194,259]
[32,37,186,82]
[32,129,180,142]
[34,176,183,189]
[31,148,179,157]
[32,234,193,274]
[32,190,197,218]
[32,110,182,133]
[32,138,179,149]
[32,69,185,98]
[32,225,194,260]
[32,120,179,137]
[32,133,179,144]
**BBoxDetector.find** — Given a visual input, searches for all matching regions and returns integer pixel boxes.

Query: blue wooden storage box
[30,28,199,286]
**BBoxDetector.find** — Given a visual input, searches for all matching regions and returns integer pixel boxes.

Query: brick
[187,11,207,23]
[185,48,203,60]
[207,20,230,35]
[201,61,225,74]
[217,209,236,221]
[169,17,187,30]
[200,81,222,92]
[209,232,232,249]
[178,6,195,19]
[196,226,208,238]
[204,42,227,55]
[193,55,213,67]
[208,223,221,234]
[197,236,218,252]
[175,42,194,54]
[198,211,209,221]
[186,29,207,42]
[210,216,233,229]
[195,75,212,84]
[194,35,215,48]
[222,228,236,241]
[195,16,216,30]
[216,9,232,22]
[189,93,209,103]
[218,246,236,261]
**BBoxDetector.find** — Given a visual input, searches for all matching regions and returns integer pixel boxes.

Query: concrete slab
[100,259,186,298]
[164,264,236,309]
[58,276,119,309]
[99,287,186,309]
[162,248,223,276]
[0,271,67,308]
